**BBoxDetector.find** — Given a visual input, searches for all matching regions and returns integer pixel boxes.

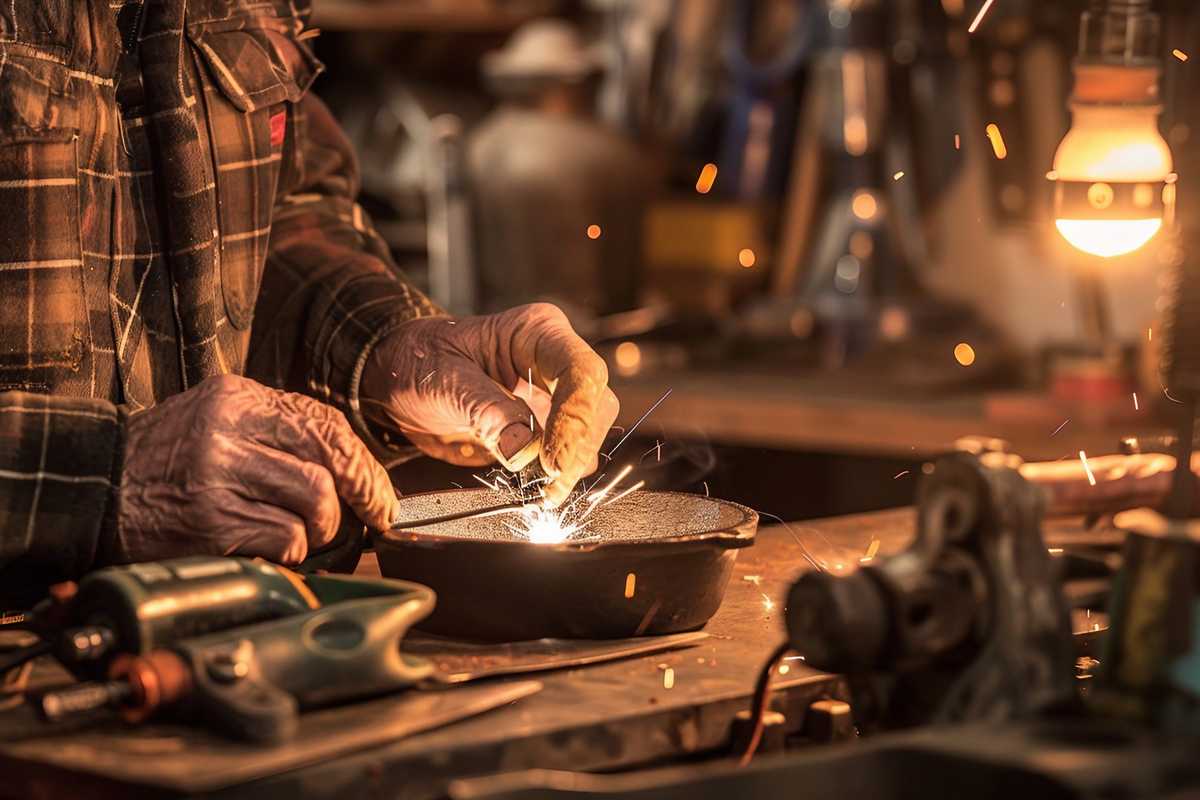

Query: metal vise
[786,451,1076,730]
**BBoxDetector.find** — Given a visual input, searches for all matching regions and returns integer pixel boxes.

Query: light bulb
[1051,105,1173,258]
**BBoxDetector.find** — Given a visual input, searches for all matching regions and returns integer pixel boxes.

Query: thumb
[465,379,542,472]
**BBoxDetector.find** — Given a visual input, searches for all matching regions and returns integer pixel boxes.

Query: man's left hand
[360,303,620,507]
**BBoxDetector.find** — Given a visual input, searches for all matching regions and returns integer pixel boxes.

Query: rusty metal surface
[0,515,868,799]
[413,632,711,684]
[376,490,758,641]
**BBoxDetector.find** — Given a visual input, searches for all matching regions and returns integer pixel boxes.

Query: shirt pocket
[187,21,321,331]
[0,49,86,376]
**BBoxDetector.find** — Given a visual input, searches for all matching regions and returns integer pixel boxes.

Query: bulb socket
[1078,3,1161,68]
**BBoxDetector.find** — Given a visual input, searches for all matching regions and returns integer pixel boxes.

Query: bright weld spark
[785,655,806,661]
[662,666,675,689]
[778,664,790,675]
[1079,451,1096,486]
[1051,418,1070,437]
[624,573,636,599]
[703,481,710,497]
[419,370,436,386]
[893,470,909,479]
[1048,548,1064,555]
[968,0,996,33]
[1174,49,1189,62]
[585,465,635,508]
[1133,392,1140,411]
[986,123,1008,159]
[696,163,718,194]
[602,480,646,509]
[474,474,501,491]
[954,133,961,150]
[893,171,905,181]
[761,593,775,613]
[604,389,672,460]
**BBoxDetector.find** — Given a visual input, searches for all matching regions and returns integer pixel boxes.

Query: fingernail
[498,422,537,462]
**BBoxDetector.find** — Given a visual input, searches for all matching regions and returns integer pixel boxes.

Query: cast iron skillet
[373,489,758,641]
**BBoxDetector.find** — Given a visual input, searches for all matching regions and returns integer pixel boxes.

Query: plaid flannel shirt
[0,0,440,606]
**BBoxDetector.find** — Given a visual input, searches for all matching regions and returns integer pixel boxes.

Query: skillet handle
[298,503,366,574]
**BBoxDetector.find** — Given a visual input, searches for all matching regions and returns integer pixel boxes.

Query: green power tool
[4,556,435,742]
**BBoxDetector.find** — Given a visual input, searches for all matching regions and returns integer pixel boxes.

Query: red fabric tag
[269,111,287,148]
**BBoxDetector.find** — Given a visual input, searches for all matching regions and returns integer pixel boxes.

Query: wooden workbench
[0,513,907,799]
[612,371,1164,462]
[0,509,1105,799]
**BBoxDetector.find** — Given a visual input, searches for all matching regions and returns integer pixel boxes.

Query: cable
[738,640,792,767]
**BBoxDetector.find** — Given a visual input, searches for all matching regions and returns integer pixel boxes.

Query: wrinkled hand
[118,374,399,564]
[1021,452,1200,517]
[361,303,620,507]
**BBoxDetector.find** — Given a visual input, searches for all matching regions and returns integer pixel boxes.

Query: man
[0,0,618,607]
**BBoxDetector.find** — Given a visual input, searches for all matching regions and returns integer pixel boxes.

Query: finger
[541,387,619,508]
[237,442,341,550]
[219,497,310,565]
[405,430,501,467]
[498,305,615,503]
[463,380,541,471]
[512,378,553,429]
[245,391,400,530]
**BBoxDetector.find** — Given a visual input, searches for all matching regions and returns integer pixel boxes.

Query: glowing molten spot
[1054,218,1163,258]
[517,506,581,545]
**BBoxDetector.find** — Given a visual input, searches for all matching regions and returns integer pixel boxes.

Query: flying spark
[954,133,961,150]
[1079,450,1096,486]
[762,593,775,613]
[893,171,905,181]
[1133,392,1139,411]
[603,480,646,509]
[985,123,1008,159]
[860,538,880,564]
[893,470,910,479]
[1174,49,1189,62]
[695,163,718,194]
[624,572,637,599]
[967,0,996,33]
[604,389,672,460]
[1051,418,1070,437]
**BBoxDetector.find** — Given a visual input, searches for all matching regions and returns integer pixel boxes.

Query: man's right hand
[117,374,400,565]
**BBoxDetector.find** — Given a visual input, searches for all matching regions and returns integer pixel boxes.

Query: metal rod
[390,500,530,531]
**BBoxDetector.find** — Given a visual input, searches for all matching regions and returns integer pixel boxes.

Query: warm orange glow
[851,190,878,220]
[614,341,642,376]
[954,342,976,366]
[1055,220,1162,258]
[985,123,1007,159]
[1174,49,1189,62]
[954,133,961,150]
[586,224,602,239]
[738,248,756,268]
[1052,105,1172,257]
[695,163,718,194]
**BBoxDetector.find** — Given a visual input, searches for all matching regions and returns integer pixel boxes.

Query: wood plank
[612,372,1164,462]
